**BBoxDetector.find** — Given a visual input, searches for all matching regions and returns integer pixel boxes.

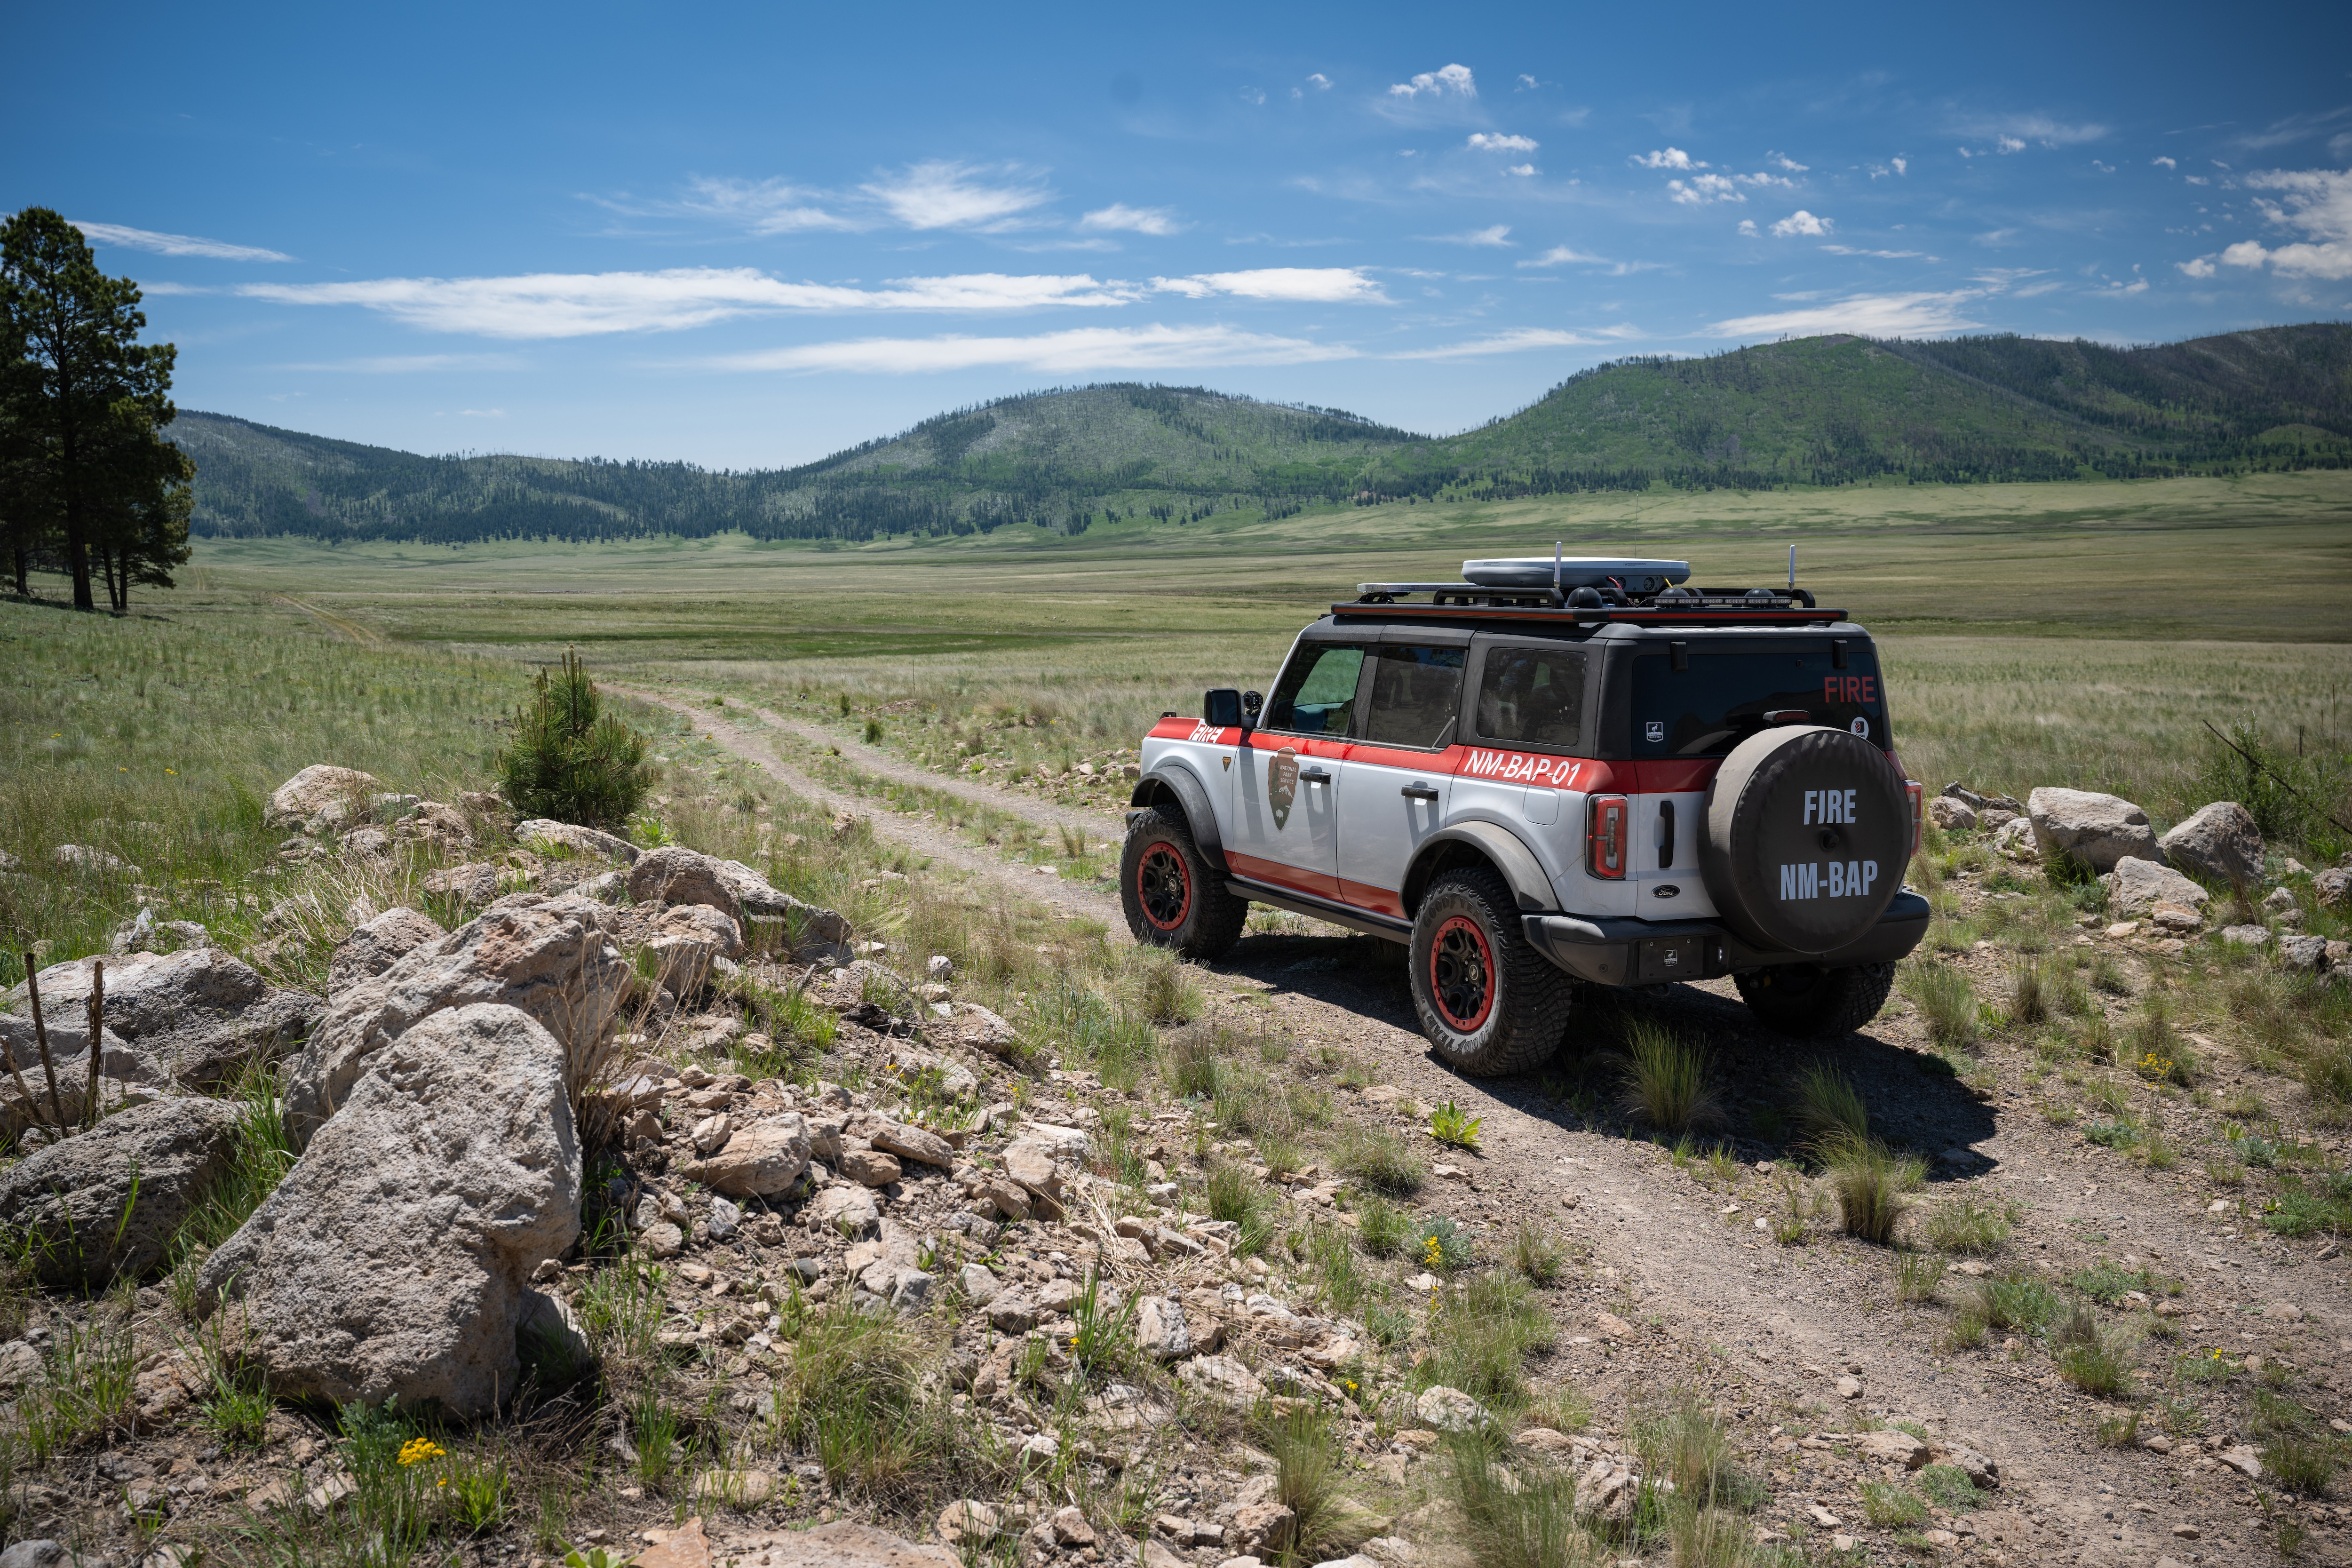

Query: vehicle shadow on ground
[1214,930,1999,1183]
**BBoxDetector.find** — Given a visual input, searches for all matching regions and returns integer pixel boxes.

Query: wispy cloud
[1670,174,1744,204]
[2205,166,2352,280]
[659,177,858,234]
[1391,324,1644,359]
[1466,133,1539,152]
[858,161,1053,231]
[238,268,1143,337]
[2228,107,2352,152]
[1388,64,1476,100]
[1766,152,1809,172]
[1708,289,1987,338]
[1516,244,1653,276]
[704,324,1354,374]
[1634,148,1704,170]
[2152,156,2177,170]
[1770,210,1833,237]
[1952,112,2108,149]
[1307,73,1332,90]
[68,220,292,263]
[1426,225,1514,247]
[276,353,530,372]
[1150,268,1388,302]
[1821,244,1936,260]
[1079,203,1184,236]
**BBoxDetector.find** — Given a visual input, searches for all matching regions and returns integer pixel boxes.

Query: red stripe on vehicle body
[1224,850,1343,901]
[1336,878,1407,918]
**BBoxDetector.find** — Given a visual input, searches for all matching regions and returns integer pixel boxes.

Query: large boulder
[284,894,626,1150]
[2159,802,2264,889]
[0,1098,243,1288]
[514,820,639,865]
[679,1114,812,1196]
[327,907,446,996]
[627,847,741,921]
[2312,867,2350,913]
[2104,857,2212,917]
[0,1017,172,1140]
[266,765,382,834]
[715,860,851,944]
[6,948,321,1089]
[2027,787,2161,872]
[197,1003,581,1418]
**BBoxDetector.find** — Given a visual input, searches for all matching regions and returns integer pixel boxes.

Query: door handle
[1401,784,1439,801]
[1299,766,1332,783]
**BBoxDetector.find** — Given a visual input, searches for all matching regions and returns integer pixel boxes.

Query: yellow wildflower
[397,1438,446,1467]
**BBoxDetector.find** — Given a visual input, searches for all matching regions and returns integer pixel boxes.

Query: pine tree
[495,650,653,829]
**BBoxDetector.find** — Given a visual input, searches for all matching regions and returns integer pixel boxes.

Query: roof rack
[1338,582,1844,627]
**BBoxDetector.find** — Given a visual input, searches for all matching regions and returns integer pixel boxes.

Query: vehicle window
[1264,643,1367,737]
[1632,647,1889,757]
[1476,646,1586,748]
[1363,645,1466,749]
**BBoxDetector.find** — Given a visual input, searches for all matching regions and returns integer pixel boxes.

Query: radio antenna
[1553,541,1562,597]
[1788,544,1796,591]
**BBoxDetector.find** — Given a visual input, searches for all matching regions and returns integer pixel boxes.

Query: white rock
[1414,1385,1489,1432]
[1136,1295,1192,1360]
[0,1098,243,1288]
[2029,786,2161,872]
[265,764,382,833]
[2159,801,2264,888]
[2104,857,2211,917]
[513,819,639,864]
[328,907,446,996]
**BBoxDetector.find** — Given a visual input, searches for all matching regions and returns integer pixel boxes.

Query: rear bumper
[1522,890,1931,987]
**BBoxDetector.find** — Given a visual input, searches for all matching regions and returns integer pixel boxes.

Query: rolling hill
[173,323,2352,544]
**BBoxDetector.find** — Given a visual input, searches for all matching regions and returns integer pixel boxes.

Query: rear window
[1632,646,1889,757]
[1365,645,1466,748]
[1476,645,1587,750]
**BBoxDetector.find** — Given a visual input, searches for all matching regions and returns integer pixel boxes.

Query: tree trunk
[8,545,23,597]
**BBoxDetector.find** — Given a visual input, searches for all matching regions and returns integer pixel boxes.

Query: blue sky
[8,0,2349,468]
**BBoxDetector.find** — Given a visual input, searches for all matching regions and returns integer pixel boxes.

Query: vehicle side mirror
[1241,690,1263,723]
[1203,689,1243,728]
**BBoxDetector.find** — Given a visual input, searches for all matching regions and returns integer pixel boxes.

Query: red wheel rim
[1136,843,1192,931]
[1430,915,1495,1032]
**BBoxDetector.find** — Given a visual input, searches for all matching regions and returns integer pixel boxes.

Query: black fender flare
[1401,822,1559,917]
[1128,764,1229,874]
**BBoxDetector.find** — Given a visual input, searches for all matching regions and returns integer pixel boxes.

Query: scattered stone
[2029,787,2161,871]
[2315,867,2352,912]
[632,1517,714,1568]
[936,1501,1003,1548]
[726,1521,957,1568]
[1230,1504,1295,1559]
[1836,1375,1863,1400]
[1594,1311,1637,1339]
[2104,857,2210,917]
[1856,1430,1927,1467]
[1928,796,1977,831]
[2218,1445,2263,1479]
[682,1115,814,1197]
[1179,1353,1267,1401]
[2158,801,2264,888]
[1414,1385,1488,1432]
[266,765,382,833]
[327,907,446,995]
[2218,924,2270,947]
[690,1469,776,1506]
[1936,1445,1999,1488]
[628,846,744,921]
[1992,818,2039,861]
[196,1003,581,1418]
[870,1120,955,1169]
[422,863,501,903]
[2149,902,2204,935]
[514,819,640,864]
[956,1264,999,1305]
[2279,934,2328,973]
[2260,1300,2303,1320]
[0,1098,242,1288]
[1136,1295,1192,1360]
[840,1147,903,1187]
[807,1184,880,1238]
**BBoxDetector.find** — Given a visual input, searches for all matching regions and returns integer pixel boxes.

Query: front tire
[1733,962,1896,1037]
[1119,806,1249,961]
[1408,868,1576,1076]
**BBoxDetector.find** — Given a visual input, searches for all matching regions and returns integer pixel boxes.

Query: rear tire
[1119,806,1249,961]
[1408,868,1577,1076]
[1734,962,1896,1037]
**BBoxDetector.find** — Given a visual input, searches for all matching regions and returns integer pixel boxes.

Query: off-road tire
[1733,962,1897,1038]
[1409,867,1577,1076]
[1119,805,1249,961]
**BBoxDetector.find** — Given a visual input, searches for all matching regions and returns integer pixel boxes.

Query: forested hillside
[174,323,2352,544]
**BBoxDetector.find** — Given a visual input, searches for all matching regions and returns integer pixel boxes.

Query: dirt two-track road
[629,683,2350,1568]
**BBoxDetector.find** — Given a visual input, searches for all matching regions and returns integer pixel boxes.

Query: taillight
[1587,793,1628,880]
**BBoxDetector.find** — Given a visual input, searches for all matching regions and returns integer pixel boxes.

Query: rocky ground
[0,710,2344,1568]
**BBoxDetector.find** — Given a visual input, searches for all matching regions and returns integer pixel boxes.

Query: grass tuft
[1618,1019,1721,1133]
[1822,1135,1925,1245]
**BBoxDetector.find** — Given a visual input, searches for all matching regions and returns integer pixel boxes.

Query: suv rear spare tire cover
[1699,725,1908,955]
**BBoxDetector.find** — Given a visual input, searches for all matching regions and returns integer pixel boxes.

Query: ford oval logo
[1653,883,1680,899]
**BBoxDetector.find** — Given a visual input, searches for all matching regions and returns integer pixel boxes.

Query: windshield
[1631,645,1889,757]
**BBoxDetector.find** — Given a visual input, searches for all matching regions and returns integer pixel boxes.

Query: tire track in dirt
[631,678,2285,1562]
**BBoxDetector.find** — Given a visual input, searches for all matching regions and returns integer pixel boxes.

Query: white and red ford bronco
[1120,556,1930,1075]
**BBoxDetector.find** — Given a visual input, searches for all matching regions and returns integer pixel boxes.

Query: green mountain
[173,323,2352,544]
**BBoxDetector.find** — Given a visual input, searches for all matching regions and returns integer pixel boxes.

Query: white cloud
[1506,163,1537,177]
[1466,132,1538,152]
[1391,324,1644,359]
[668,177,859,234]
[1516,244,1651,275]
[2184,175,2209,186]
[705,324,1354,374]
[1954,113,2108,148]
[1708,289,1986,338]
[1737,171,1796,190]
[2092,160,2115,174]
[238,268,1142,337]
[2153,156,2177,170]
[67,220,292,263]
[1389,64,1476,99]
[1080,203,1184,236]
[1822,244,1935,260]
[1633,148,1703,170]
[458,409,506,418]
[1769,210,1833,237]
[2177,255,2217,278]
[858,161,1053,231]
[1150,267,1388,302]
[1767,152,1810,172]
[1241,87,1267,106]
[1516,73,1538,90]
[1892,157,1908,176]
[1737,219,1759,237]
[1428,225,1514,247]
[2215,167,2352,279]
[1996,135,2027,155]
[2108,277,2149,294]
[1669,175,1744,205]
[1307,72,1332,90]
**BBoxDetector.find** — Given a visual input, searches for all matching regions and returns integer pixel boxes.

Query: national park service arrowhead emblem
[1268,746,1299,831]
